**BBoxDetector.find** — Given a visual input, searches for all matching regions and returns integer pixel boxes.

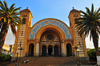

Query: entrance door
[48,45,52,55]
[42,45,46,56]
[66,44,72,56]
[54,46,58,56]
[29,44,34,56]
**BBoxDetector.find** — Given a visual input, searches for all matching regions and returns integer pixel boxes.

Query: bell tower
[68,8,87,57]
[13,8,33,57]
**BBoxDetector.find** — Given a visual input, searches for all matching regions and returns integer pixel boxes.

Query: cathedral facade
[13,8,87,57]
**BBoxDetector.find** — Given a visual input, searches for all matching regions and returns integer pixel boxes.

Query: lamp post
[74,45,81,66]
[16,51,19,66]
[19,47,23,57]
[75,46,78,57]
[77,49,81,66]
[18,47,23,66]
[76,41,81,66]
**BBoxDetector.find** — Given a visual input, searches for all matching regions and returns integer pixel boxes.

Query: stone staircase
[5,57,96,66]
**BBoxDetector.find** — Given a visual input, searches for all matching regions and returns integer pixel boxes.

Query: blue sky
[2,0,100,48]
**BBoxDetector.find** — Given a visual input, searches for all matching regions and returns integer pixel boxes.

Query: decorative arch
[35,25,65,40]
[29,18,71,39]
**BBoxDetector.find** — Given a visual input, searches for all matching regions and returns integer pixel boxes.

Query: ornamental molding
[29,19,72,39]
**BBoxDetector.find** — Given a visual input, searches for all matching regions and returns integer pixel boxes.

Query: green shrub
[0,54,12,61]
[87,49,96,61]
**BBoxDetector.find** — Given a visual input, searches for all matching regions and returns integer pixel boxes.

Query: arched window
[74,18,78,22]
[21,31,23,35]
[20,42,21,47]
[70,22,72,27]
[22,18,26,24]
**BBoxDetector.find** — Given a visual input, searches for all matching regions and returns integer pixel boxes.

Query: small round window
[47,34,53,40]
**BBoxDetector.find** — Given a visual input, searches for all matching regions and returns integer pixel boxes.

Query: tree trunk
[92,33,100,56]
[0,23,8,55]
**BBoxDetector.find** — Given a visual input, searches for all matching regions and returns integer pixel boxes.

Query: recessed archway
[28,43,34,56]
[42,45,46,56]
[48,45,52,55]
[54,45,59,56]
[66,43,72,56]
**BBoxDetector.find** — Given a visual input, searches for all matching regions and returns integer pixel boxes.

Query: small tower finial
[72,7,74,9]
[27,7,28,9]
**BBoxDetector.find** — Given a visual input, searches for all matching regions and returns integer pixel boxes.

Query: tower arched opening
[22,18,26,24]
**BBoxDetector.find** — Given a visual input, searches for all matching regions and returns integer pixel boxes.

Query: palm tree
[0,0,22,54]
[75,4,100,56]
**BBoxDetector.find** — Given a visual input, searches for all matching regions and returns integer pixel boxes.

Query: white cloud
[85,35,100,49]
[4,28,15,45]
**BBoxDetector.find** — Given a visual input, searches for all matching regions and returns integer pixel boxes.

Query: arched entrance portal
[48,45,52,55]
[54,46,58,56]
[42,45,46,56]
[66,44,72,56]
[29,43,34,56]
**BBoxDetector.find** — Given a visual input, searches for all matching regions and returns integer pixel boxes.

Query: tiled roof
[70,9,80,12]
[20,9,31,12]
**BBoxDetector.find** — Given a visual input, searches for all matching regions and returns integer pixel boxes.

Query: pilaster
[36,39,40,56]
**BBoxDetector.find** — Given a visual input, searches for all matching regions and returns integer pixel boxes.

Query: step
[5,57,96,66]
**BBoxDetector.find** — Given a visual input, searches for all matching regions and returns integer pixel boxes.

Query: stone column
[36,40,39,56]
[52,47,54,55]
[40,47,42,56]
[61,40,65,56]
[58,47,60,55]
[46,47,48,56]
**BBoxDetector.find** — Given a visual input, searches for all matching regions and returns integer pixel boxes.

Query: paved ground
[1,57,97,66]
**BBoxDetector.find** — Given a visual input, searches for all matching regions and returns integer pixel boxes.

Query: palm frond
[9,3,15,10]
[14,7,21,12]
[91,4,94,14]
[10,24,16,35]
[0,1,5,11]
[85,7,91,15]
[80,10,87,15]
[3,0,8,11]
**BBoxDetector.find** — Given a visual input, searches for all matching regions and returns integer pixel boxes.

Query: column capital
[61,39,65,43]
[36,39,40,43]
